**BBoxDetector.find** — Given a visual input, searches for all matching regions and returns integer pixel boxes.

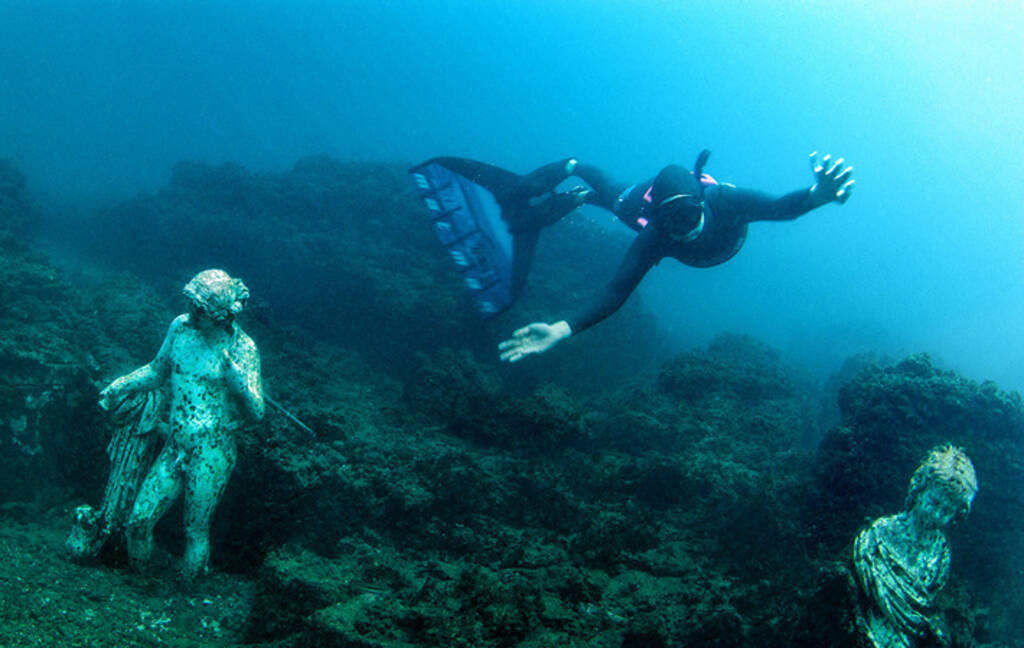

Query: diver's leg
[430,156,583,230]
[430,156,577,201]
[182,442,236,581]
[516,158,579,200]
[509,188,588,298]
[512,187,590,233]
[573,163,629,212]
[125,445,184,570]
[429,157,521,201]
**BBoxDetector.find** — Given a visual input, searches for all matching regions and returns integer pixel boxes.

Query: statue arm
[224,330,265,422]
[99,316,182,409]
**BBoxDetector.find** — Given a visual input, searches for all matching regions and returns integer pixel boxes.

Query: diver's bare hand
[809,151,855,205]
[499,321,572,362]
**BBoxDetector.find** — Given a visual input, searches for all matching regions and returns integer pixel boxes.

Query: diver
[98,269,264,581]
[494,150,855,362]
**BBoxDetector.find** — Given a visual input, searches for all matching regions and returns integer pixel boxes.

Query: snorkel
[692,149,712,194]
[689,149,712,230]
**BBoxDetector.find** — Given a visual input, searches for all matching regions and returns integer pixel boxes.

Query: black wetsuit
[567,163,822,334]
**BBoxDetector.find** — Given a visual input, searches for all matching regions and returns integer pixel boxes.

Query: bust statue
[853,444,977,647]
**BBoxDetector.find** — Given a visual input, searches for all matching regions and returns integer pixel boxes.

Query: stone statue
[87,269,264,581]
[853,444,977,647]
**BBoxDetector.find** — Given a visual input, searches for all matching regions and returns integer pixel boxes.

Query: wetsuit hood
[655,150,712,241]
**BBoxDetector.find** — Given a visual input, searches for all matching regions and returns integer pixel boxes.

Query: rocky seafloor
[1,157,1022,647]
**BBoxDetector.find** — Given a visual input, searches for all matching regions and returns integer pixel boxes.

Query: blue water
[2,0,1022,388]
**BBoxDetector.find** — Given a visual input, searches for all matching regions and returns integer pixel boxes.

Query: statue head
[904,444,978,527]
[182,269,249,326]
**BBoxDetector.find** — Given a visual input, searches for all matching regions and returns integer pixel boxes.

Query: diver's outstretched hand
[809,151,855,205]
[499,321,572,363]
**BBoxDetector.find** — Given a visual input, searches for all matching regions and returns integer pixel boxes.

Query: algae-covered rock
[657,332,798,404]
[0,184,119,507]
[405,348,582,451]
[0,159,35,237]
[404,348,504,432]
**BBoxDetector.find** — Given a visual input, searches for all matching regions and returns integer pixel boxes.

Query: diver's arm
[499,227,661,362]
[565,228,660,334]
[716,185,819,223]
[724,152,854,223]
[98,315,182,409]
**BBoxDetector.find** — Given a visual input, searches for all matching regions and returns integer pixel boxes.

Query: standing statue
[853,444,978,647]
[87,269,264,581]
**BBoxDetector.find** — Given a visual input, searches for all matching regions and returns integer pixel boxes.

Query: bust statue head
[904,444,978,529]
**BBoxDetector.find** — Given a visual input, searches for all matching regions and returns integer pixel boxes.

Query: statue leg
[125,445,183,570]
[181,442,236,581]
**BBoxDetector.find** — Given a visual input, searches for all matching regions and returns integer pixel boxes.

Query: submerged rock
[0,159,35,237]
